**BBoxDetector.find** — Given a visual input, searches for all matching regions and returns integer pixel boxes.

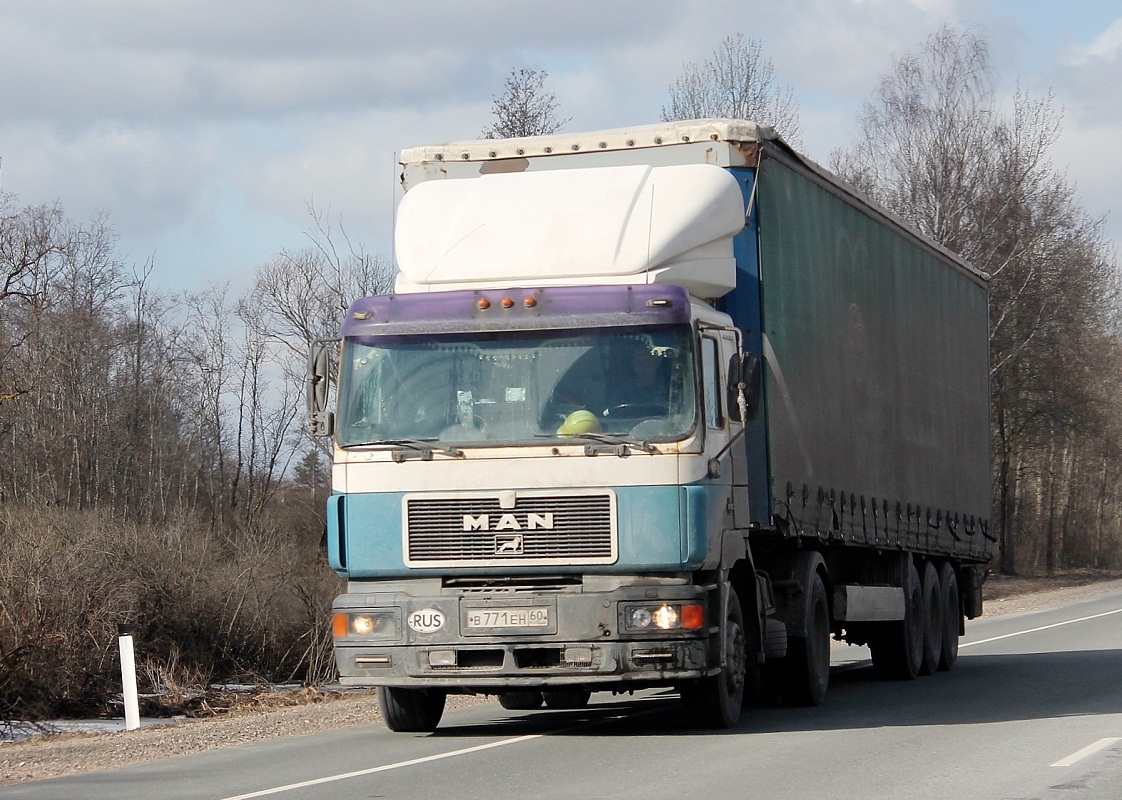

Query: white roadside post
[117,623,141,731]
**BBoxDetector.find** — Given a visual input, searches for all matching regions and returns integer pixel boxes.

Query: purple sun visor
[339,284,692,337]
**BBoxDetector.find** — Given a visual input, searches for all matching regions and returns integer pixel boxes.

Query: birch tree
[481,68,569,139]
[662,34,801,145]
[832,26,1121,574]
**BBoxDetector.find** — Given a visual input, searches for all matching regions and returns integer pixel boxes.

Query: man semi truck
[308,119,992,732]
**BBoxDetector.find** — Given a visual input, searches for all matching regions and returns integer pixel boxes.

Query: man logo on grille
[462,512,554,531]
[495,534,525,555]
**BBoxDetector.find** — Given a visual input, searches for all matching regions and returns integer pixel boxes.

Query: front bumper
[332,582,712,691]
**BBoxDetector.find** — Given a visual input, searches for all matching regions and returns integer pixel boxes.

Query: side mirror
[727,351,762,423]
[726,352,742,423]
[307,340,337,437]
[742,351,761,420]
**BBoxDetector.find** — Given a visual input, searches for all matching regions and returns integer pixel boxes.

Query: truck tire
[938,562,961,671]
[378,687,447,732]
[920,561,943,676]
[781,571,830,706]
[543,690,592,709]
[870,561,923,680]
[680,585,746,728]
[498,691,544,710]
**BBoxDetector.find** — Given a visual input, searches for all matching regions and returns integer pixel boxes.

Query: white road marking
[960,606,1122,649]
[217,702,667,800]
[1051,738,1122,768]
[218,734,543,799]
[218,602,1122,797]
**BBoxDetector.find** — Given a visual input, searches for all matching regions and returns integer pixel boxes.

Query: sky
[0,0,1119,295]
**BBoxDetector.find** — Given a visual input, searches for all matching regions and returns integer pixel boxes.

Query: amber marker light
[332,612,348,638]
[680,604,705,630]
[523,296,537,308]
[500,296,515,308]
[476,297,491,309]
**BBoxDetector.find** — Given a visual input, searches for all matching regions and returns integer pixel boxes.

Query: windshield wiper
[342,438,465,461]
[567,432,659,456]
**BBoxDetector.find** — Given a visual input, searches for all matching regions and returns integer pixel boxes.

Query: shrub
[0,502,341,720]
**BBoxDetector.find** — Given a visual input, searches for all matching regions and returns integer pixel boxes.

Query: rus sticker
[407,608,445,633]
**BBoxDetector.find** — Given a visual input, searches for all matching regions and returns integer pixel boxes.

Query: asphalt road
[6,592,1122,800]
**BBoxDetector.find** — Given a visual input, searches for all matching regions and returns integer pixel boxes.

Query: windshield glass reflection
[336,325,696,446]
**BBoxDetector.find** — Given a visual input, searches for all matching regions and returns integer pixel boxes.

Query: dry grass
[983,568,1122,601]
[0,503,341,721]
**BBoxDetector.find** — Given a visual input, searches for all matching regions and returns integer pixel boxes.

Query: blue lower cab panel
[328,484,722,577]
[326,494,346,573]
[679,483,724,569]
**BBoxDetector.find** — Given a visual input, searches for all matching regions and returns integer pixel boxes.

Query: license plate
[465,607,550,629]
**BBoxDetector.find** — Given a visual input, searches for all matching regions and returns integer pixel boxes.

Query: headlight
[332,611,399,639]
[627,608,653,629]
[621,603,704,632]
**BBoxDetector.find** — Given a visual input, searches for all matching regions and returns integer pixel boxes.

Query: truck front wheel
[680,585,745,728]
[781,571,830,706]
[378,687,447,732]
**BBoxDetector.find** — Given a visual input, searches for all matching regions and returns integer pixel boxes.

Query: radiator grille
[405,493,616,567]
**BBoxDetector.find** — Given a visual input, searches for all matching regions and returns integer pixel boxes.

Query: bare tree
[243,203,394,358]
[0,196,72,405]
[832,25,1121,575]
[481,68,569,139]
[662,34,801,145]
[0,196,356,713]
[832,27,996,255]
[239,205,395,474]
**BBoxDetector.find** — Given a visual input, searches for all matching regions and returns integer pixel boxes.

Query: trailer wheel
[498,691,544,710]
[680,585,745,728]
[377,687,447,732]
[920,561,943,676]
[781,571,830,706]
[870,561,923,680]
[938,562,961,671]
[543,690,592,709]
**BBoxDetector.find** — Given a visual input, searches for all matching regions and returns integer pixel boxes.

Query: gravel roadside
[3,573,1121,788]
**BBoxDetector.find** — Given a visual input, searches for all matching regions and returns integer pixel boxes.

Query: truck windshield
[336,325,696,447]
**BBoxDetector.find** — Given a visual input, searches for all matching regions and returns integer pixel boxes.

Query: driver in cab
[554,340,674,437]
[603,343,671,418]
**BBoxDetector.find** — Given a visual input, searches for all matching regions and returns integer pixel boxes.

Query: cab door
[698,327,752,528]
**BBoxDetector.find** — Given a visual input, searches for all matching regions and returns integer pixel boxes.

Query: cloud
[1065,17,1122,65]
[1052,18,1122,126]
[0,0,1116,299]
[1058,121,1122,254]
[0,1,681,129]
[1,122,215,236]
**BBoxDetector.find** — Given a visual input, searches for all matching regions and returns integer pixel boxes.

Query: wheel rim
[725,618,746,697]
